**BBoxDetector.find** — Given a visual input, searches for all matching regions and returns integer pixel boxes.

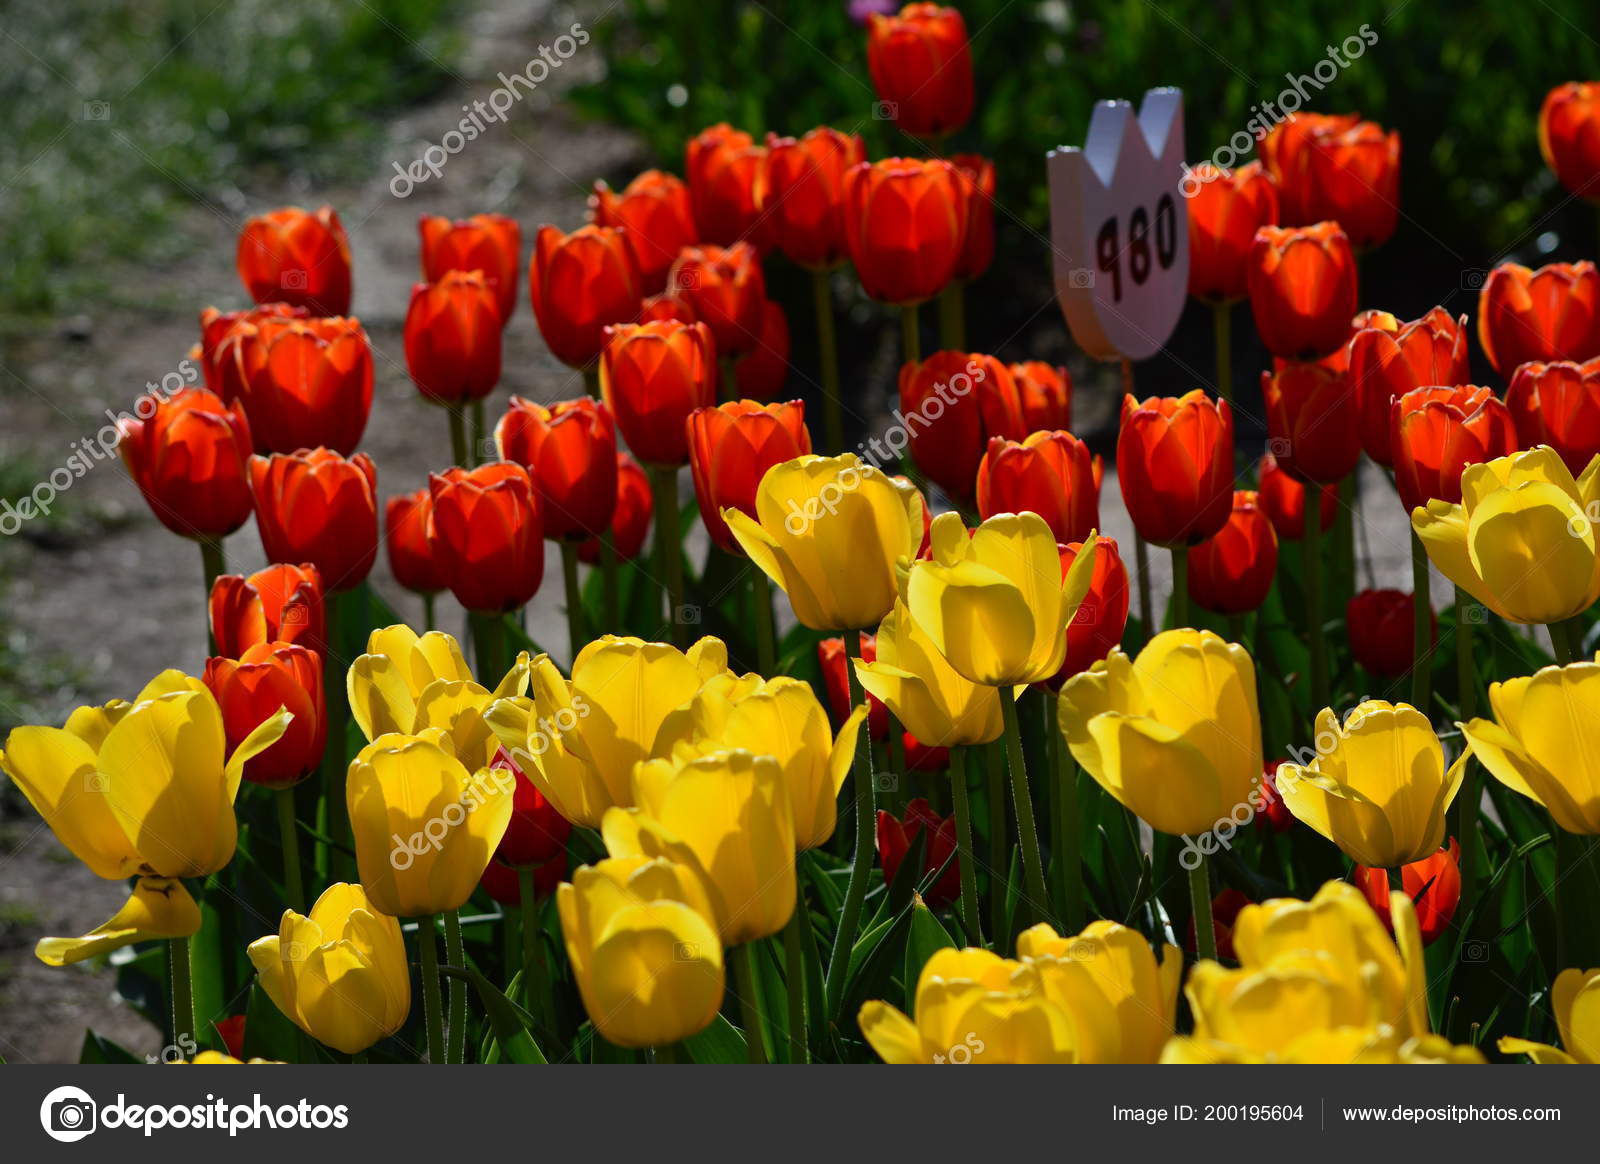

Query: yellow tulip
[1276,701,1462,867]
[1411,446,1600,624]
[247,882,411,1055]
[1,671,289,965]
[1458,658,1600,834]
[557,856,725,1048]
[1499,967,1600,1063]
[171,1052,280,1064]
[905,512,1098,685]
[854,600,1003,747]
[345,733,514,917]
[654,671,866,850]
[484,635,728,827]
[1058,629,1261,838]
[603,746,794,945]
[724,453,926,631]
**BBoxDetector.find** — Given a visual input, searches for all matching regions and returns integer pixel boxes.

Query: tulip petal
[1083,713,1224,837]
[858,1000,927,1064]
[1497,1037,1577,1064]
[1412,501,1501,613]
[0,726,140,879]
[224,707,295,802]
[36,876,201,966]
[348,654,419,740]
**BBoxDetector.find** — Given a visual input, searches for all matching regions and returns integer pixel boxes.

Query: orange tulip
[419,213,521,325]
[640,291,696,325]
[1391,385,1518,512]
[403,270,502,405]
[495,396,618,540]
[734,299,790,401]
[118,386,255,539]
[865,3,974,138]
[428,463,544,613]
[599,320,717,466]
[668,243,765,357]
[529,224,642,368]
[250,449,378,592]
[1187,491,1278,616]
[763,127,865,271]
[1347,588,1435,680]
[1506,357,1600,477]
[203,641,325,788]
[1011,361,1072,432]
[1348,308,1470,466]
[198,302,305,401]
[1299,120,1401,248]
[1540,83,1600,201]
[1248,222,1359,359]
[232,316,373,455]
[899,351,1024,505]
[577,452,652,566]
[976,430,1099,545]
[1048,535,1130,686]
[951,154,995,282]
[209,563,325,660]
[1259,112,1361,225]
[843,158,968,305]
[1261,359,1359,484]
[236,205,351,317]
[385,489,446,597]
[685,123,767,247]
[1185,161,1279,303]
[686,399,812,552]
[1356,839,1461,946]
[1477,261,1600,378]
[1116,391,1234,547]
[1256,451,1337,541]
[589,170,698,294]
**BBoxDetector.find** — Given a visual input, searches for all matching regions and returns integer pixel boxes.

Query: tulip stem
[583,365,601,400]
[1455,586,1482,903]
[199,536,225,654]
[1187,854,1217,960]
[470,399,487,466]
[169,936,194,1052]
[421,592,436,632]
[900,303,921,368]
[560,540,585,665]
[275,787,305,913]
[1001,694,1052,930]
[444,910,467,1064]
[447,402,468,467]
[469,610,507,685]
[418,914,445,1064]
[1410,532,1433,713]
[1211,301,1232,405]
[1304,498,1329,723]
[781,908,810,1063]
[599,532,620,632]
[751,564,777,676]
[1170,545,1190,628]
[824,628,877,1020]
[1548,619,1577,665]
[951,747,983,944]
[938,282,966,351]
[1134,535,1154,640]
[731,943,768,1064]
[719,356,738,402]
[1047,699,1085,933]
[648,465,687,648]
[812,270,843,453]
[518,868,552,1038]
[986,740,1008,946]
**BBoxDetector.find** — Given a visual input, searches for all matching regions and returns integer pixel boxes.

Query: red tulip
[385,489,446,597]
[1116,390,1234,546]
[488,748,573,868]
[1260,359,1359,484]
[118,386,254,539]
[1299,119,1402,249]
[234,316,373,455]
[589,170,698,294]
[1348,308,1470,466]
[428,463,544,613]
[1357,839,1461,946]
[236,205,351,317]
[209,563,325,660]
[1011,361,1072,432]
[1256,451,1337,540]
[976,430,1099,544]
[686,399,811,552]
[865,4,974,138]
[1478,261,1600,378]
[198,303,306,400]
[950,153,995,282]
[816,635,949,771]
[1187,491,1278,616]
[495,397,618,540]
[1540,83,1600,201]
[576,452,652,566]
[667,243,765,357]
[203,641,324,788]
[1047,535,1130,686]
[250,449,378,592]
[1184,888,1252,961]
[763,127,865,271]
[1347,588,1436,680]
[529,224,642,368]
[734,299,791,401]
[843,158,968,305]
[419,213,521,325]
[684,123,767,248]
[404,271,502,405]
[877,798,960,906]
[1248,222,1359,359]
[1506,357,1600,477]
[599,320,717,465]
[1185,161,1280,303]
[1251,761,1296,834]
[900,351,1024,505]
[1259,112,1361,225]
[640,290,696,324]
[1391,386,1518,513]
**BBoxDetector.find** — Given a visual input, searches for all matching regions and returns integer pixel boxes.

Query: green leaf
[682,1012,748,1063]
[438,964,547,1064]
[902,897,954,1009]
[242,981,309,1064]
[80,1030,143,1064]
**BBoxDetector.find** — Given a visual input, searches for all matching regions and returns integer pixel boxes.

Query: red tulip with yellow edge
[1477,260,1600,378]
[1348,307,1470,466]
[236,204,351,317]
[1248,222,1359,359]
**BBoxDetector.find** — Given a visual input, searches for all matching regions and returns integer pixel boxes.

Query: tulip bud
[1391,385,1518,513]
[210,563,326,659]
[1188,491,1278,616]
[976,430,1100,544]
[1117,390,1234,546]
[865,4,974,138]
[589,170,698,293]
[529,224,642,369]
[577,452,653,566]
[118,386,255,539]
[763,127,865,271]
[198,302,306,400]
[1347,588,1435,680]
[599,320,717,466]
[1259,112,1361,225]
[384,489,445,597]
[640,290,696,324]
[236,205,351,317]
[250,449,378,592]
[1478,261,1600,377]
[687,399,811,552]
[204,642,325,788]
[496,396,618,540]
[1186,162,1279,303]
[1256,451,1337,540]
[877,799,959,906]
[1539,83,1600,202]
[1255,761,1296,833]
[685,124,767,248]
[901,351,1025,505]
[667,243,766,357]
[1300,119,1401,249]
[844,157,968,305]
[1261,359,1359,484]
[403,271,502,405]
[428,463,544,613]
[234,316,374,455]
[1011,361,1072,432]
[1248,222,1359,359]
[1348,307,1470,466]
[1506,357,1600,477]
[419,212,521,326]
[1356,839,1461,945]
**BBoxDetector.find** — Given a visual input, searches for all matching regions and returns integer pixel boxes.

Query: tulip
[1046,536,1131,685]
[231,316,373,456]
[419,213,521,325]
[247,883,410,1054]
[198,302,306,401]
[1357,839,1461,945]
[0,672,288,963]
[529,224,642,369]
[639,290,695,324]
[844,158,968,305]
[236,205,351,317]
[577,452,652,566]
[976,430,1099,545]
[1347,588,1434,679]
[557,856,724,1047]
[1277,702,1461,868]
[1248,222,1358,359]
[877,799,959,905]
[667,243,765,358]
[684,123,767,247]
[1478,261,1600,377]
[1540,83,1600,201]
[763,128,865,271]
[1059,629,1262,838]
[850,607,1002,748]
[1391,385,1518,513]
[403,271,502,405]
[950,154,994,281]
[600,320,718,467]
[820,633,956,765]
[589,170,697,293]
[1500,967,1600,1063]
[725,453,926,631]
[210,563,325,659]
[1257,451,1338,539]
[1259,112,1362,225]
[1299,120,1402,249]
[605,746,796,945]
[1187,491,1278,616]
[900,351,1025,505]
[489,748,572,869]
[428,463,544,614]
[1186,162,1280,303]
[687,400,811,552]
[864,3,974,138]
[495,396,618,540]
[1117,390,1234,547]
[1011,361,1072,432]
[118,386,254,539]
[1255,761,1296,833]
[385,489,445,597]
[1507,358,1600,477]
[733,299,790,401]
[1185,888,1251,961]
[1412,446,1600,625]
[251,449,378,592]
[1348,307,1471,466]
[204,642,324,788]
[1261,359,1359,483]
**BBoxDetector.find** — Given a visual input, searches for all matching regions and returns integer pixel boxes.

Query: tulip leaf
[682,1013,749,1063]
[902,897,954,1009]
[242,981,311,1065]
[79,1030,143,1064]
[438,964,547,1064]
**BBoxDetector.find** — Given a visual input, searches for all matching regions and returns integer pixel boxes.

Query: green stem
[986,739,1007,947]
[653,1042,682,1064]
[812,270,843,453]
[470,399,487,466]
[951,747,983,944]
[751,563,777,676]
[276,787,304,913]
[781,908,809,1063]
[418,915,445,1064]
[824,628,876,1020]
[600,532,620,633]
[1455,586,1480,902]
[1304,495,1328,721]
[1411,532,1432,712]
[445,910,466,1064]
[720,356,738,402]
[938,281,967,351]
[317,594,346,885]
[421,591,436,632]
[901,302,921,368]
[583,365,601,400]
[469,610,507,685]
[169,935,194,1051]
[1212,300,1232,405]
[1188,854,1217,960]
[731,943,768,1064]
[1134,534,1154,641]
[447,403,468,467]
[199,537,226,655]
[649,465,686,647]
[1048,698,1085,933]
[1001,694,1051,929]
[1171,544,1190,629]
[1549,619,1576,665]
[560,540,585,664]
[519,867,549,1035]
